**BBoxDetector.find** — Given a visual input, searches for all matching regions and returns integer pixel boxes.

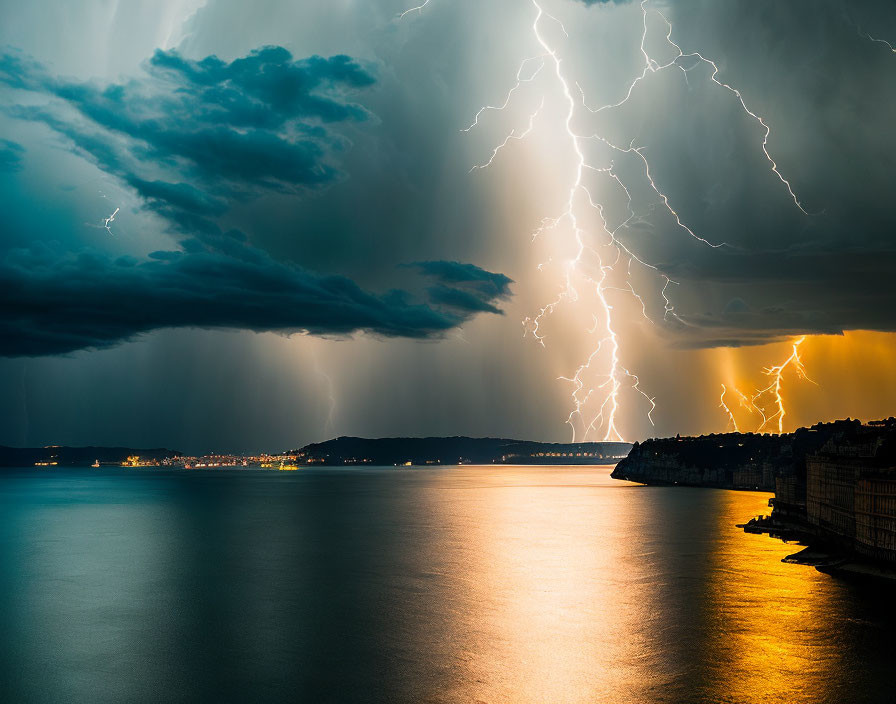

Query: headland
[612,418,896,579]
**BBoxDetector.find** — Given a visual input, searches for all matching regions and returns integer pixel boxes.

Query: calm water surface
[1,465,894,703]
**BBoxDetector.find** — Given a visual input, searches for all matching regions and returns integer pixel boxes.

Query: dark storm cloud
[586,0,896,347]
[0,44,514,356]
[2,0,895,355]
[0,45,374,198]
[0,102,230,239]
[409,260,513,298]
[0,45,381,282]
[0,139,23,172]
[409,261,513,315]
[427,286,503,315]
[147,47,374,123]
[665,246,896,347]
[0,243,512,357]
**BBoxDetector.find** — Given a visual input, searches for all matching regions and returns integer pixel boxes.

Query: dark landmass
[0,437,631,468]
[0,446,181,467]
[610,420,860,491]
[293,436,631,466]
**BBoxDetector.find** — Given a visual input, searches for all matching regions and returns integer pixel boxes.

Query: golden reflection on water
[419,467,683,703]
[419,468,852,704]
[700,490,846,704]
[456,468,637,702]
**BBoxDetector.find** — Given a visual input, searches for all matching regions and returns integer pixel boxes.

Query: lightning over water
[403,0,810,441]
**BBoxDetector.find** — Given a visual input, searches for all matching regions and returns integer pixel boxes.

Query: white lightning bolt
[399,0,430,19]
[845,13,896,54]
[463,55,546,132]
[103,206,119,235]
[582,2,808,215]
[719,383,739,432]
[407,0,808,442]
[469,97,544,171]
[857,29,896,53]
[752,335,815,434]
[719,337,816,435]
[525,0,660,442]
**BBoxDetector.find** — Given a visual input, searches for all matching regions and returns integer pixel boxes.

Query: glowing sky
[1,0,895,453]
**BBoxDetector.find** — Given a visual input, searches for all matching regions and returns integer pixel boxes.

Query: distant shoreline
[1,437,632,470]
[3,462,623,471]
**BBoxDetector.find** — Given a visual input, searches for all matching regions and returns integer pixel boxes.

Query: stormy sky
[1,0,895,453]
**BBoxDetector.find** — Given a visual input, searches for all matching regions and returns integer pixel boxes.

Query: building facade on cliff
[806,420,896,563]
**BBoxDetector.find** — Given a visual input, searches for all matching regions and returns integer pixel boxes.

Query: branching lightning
[469,97,544,171]
[522,0,661,442]
[720,336,817,435]
[462,56,546,133]
[103,206,119,235]
[404,0,809,442]
[751,335,814,434]
[581,3,809,215]
[86,192,122,236]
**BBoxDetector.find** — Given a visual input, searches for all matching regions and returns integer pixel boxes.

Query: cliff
[611,433,780,490]
[610,420,862,491]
